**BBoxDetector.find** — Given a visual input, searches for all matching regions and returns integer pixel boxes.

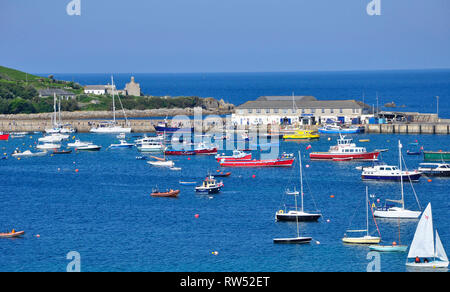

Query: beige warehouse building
[231,96,372,126]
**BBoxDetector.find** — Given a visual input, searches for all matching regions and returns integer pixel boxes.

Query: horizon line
[34,67,450,76]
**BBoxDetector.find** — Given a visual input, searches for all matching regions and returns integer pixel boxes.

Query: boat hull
[273,237,312,244]
[0,134,10,141]
[195,186,221,194]
[220,158,295,168]
[310,152,380,161]
[0,231,25,238]
[151,190,180,198]
[342,236,381,245]
[373,209,422,219]
[406,261,449,269]
[155,126,194,133]
[276,213,321,222]
[318,128,364,134]
[424,151,450,162]
[90,127,132,134]
[362,173,422,182]
[369,245,408,252]
[165,150,196,156]
[194,148,218,155]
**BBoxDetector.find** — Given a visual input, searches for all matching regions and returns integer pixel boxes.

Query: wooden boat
[220,158,294,168]
[151,189,180,198]
[0,230,25,238]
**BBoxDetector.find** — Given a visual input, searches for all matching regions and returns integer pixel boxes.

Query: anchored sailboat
[342,187,381,245]
[374,141,422,219]
[406,203,448,268]
[276,151,321,222]
[90,76,132,133]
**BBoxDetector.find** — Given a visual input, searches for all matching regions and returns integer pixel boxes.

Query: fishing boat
[90,76,132,133]
[195,176,222,194]
[418,163,450,177]
[361,163,422,182]
[151,188,180,198]
[12,150,48,158]
[406,204,449,269]
[219,155,295,168]
[310,134,380,161]
[283,130,320,140]
[37,142,61,150]
[0,230,25,238]
[0,133,10,141]
[373,141,422,219]
[276,151,321,222]
[369,219,408,252]
[215,150,252,162]
[194,143,218,155]
[109,140,134,149]
[423,151,450,162]
[318,124,364,134]
[342,187,381,245]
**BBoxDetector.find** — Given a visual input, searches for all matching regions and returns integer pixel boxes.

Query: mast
[299,150,304,213]
[399,140,405,209]
[111,76,116,123]
[366,186,369,237]
[58,95,62,126]
[53,93,57,127]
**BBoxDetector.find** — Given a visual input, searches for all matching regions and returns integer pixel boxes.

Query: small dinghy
[151,188,180,198]
[273,237,312,244]
[170,167,182,171]
[213,172,231,178]
[0,230,25,238]
[179,181,197,185]
[52,149,72,155]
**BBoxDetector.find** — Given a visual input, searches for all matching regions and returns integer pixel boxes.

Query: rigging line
[347,190,366,232]
[401,153,422,210]
[369,199,382,238]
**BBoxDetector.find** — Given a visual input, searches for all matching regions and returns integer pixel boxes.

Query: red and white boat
[310,135,380,161]
[216,150,252,162]
[0,133,9,141]
[220,155,295,168]
[194,143,217,155]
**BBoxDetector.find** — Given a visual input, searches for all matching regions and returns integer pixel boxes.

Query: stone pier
[365,123,450,135]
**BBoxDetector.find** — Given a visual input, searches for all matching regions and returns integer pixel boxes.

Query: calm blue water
[0,133,449,272]
[52,70,450,118]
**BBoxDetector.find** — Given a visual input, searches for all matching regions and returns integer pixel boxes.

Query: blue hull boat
[362,173,422,182]
[318,127,364,134]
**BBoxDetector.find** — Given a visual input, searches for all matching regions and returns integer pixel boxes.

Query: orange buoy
[195,214,199,219]
[330,195,335,198]
[428,179,432,183]
[75,169,79,173]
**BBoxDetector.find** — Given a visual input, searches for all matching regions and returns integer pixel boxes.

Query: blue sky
[1,0,449,73]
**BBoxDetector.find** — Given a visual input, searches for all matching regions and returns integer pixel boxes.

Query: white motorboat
[147,160,175,167]
[361,163,422,182]
[374,141,422,219]
[90,76,132,134]
[406,204,449,269]
[109,140,134,149]
[12,150,47,158]
[76,144,102,151]
[38,133,69,143]
[418,163,450,177]
[68,140,92,148]
[37,143,61,150]
[137,141,164,152]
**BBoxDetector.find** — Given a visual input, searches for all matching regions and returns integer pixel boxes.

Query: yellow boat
[283,130,320,140]
[342,235,381,245]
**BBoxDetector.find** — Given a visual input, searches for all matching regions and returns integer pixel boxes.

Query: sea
[0,70,449,272]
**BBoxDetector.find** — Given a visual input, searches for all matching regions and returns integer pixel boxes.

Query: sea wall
[365,123,450,135]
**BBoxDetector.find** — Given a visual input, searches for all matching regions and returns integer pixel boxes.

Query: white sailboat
[343,187,381,245]
[276,151,322,222]
[374,140,422,219]
[406,203,449,268]
[90,76,132,134]
[45,94,75,134]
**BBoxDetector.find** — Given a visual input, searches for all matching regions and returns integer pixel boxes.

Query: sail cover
[435,231,448,262]
[408,204,435,259]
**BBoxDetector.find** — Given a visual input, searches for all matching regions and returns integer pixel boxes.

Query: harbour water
[53,70,450,118]
[0,132,449,272]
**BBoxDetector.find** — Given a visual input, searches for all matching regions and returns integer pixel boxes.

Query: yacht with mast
[90,76,132,133]
[45,93,76,134]
[374,141,422,219]
[276,151,321,222]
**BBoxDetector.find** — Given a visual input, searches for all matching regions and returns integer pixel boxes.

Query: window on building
[266,109,271,114]
[330,109,334,114]
[248,109,253,114]
[302,109,305,114]
[283,109,288,114]
[322,109,325,113]
[256,109,261,114]
[274,109,279,114]
[311,109,316,114]
[340,109,343,114]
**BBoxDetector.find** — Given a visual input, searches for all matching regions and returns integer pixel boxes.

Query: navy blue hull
[362,174,421,181]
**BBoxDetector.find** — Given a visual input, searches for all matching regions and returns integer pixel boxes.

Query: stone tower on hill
[125,76,141,96]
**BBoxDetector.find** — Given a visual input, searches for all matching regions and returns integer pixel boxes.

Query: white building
[84,85,108,95]
[232,96,372,126]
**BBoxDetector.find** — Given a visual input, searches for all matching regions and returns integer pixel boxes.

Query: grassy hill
[0,65,49,82]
